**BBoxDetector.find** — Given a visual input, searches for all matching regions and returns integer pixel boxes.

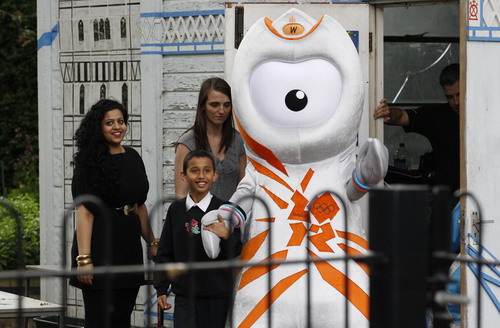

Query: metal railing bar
[0,251,385,281]
[5,188,495,327]
[454,189,484,328]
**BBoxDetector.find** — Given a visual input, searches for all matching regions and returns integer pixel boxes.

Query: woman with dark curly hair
[174,78,246,201]
[69,99,158,327]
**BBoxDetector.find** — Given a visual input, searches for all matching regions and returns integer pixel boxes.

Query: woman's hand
[157,294,172,310]
[77,263,94,286]
[149,238,160,258]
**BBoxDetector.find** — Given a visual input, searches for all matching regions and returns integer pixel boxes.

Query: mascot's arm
[346,138,388,202]
[201,163,257,259]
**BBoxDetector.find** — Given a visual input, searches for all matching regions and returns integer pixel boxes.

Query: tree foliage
[0,192,40,270]
[0,1,38,197]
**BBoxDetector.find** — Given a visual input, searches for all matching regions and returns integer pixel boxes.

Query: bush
[0,191,40,270]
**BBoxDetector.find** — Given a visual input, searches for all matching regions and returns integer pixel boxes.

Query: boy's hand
[158,294,172,310]
[203,214,230,240]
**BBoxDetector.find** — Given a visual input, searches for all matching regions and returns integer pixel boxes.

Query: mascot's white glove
[201,203,245,259]
[347,138,388,201]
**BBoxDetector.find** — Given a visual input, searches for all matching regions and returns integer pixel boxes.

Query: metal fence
[1,186,498,327]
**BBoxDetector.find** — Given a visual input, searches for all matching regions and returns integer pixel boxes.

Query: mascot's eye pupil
[285,89,308,112]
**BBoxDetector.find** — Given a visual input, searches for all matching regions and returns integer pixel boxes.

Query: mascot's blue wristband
[219,203,246,228]
[353,170,373,192]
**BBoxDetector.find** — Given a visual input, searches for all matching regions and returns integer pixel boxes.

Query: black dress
[69,146,149,290]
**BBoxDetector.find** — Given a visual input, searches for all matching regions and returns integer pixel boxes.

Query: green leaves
[0,191,39,270]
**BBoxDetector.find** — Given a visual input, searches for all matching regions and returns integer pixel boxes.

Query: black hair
[182,149,216,173]
[439,63,459,87]
[72,99,128,199]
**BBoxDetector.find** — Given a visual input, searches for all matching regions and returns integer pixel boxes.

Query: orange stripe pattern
[247,156,293,192]
[300,168,315,192]
[238,250,288,290]
[260,185,289,209]
[234,114,288,176]
[239,269,308,328]
[240,230,269,263]
[337,243,370,275]
[309,250,370,319]
[336,230,369,250]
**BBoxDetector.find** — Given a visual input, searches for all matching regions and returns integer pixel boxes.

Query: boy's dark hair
[182,149,216,173]
[439,63,459,87]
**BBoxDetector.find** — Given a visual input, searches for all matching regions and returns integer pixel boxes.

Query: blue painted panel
[37,23,59,50]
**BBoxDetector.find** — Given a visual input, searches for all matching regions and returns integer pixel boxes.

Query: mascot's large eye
[285,90,308,112]
[249,59,342,128]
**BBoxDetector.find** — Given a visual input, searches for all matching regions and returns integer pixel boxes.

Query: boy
[154,149,242,328]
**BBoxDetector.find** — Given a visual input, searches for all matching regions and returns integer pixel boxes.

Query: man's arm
[373,98,409,126]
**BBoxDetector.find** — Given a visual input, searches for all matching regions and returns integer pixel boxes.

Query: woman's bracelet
[76,254,91,261]
[77,258,93,266]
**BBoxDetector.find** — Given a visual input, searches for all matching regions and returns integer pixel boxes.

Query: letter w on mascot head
[201,8,388,328]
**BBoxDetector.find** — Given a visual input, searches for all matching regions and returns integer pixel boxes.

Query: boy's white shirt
[185,192,213,212]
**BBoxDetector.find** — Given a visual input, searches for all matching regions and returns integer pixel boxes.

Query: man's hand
[373,98,409,126]
[157,294,172,310]
[373,98,391,122]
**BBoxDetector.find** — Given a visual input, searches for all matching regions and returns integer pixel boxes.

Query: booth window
[382,4,459,171]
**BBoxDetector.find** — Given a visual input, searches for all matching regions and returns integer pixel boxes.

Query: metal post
[428,186,454,327]
[369,185,429,328]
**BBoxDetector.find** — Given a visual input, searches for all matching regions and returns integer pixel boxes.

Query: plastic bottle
[394,143,411,171]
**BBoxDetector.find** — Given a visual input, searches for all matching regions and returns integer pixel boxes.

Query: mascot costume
[201,8,388,327]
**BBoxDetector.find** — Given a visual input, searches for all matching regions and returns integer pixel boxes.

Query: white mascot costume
[202,8,388,328]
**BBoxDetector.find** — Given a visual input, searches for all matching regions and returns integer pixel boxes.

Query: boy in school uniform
[154,149,242,328]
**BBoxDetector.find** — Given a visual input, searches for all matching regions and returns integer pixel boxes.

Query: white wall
[464,40,500,327]
[462,0,500,325]
[37,0,64,304]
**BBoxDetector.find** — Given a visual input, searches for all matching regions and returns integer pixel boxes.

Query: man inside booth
[373,63,460,192]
